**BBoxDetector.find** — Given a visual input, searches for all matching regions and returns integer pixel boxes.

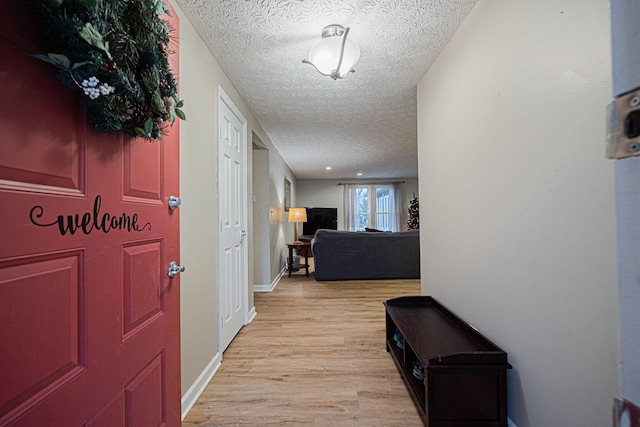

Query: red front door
[0,3,181,426]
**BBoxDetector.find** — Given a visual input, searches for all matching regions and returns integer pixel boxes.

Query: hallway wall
[417,0,618,426]
[172,0,294,414]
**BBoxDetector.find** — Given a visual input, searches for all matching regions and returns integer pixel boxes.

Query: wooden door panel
[221,154,231,227]
[229,160,243,229]
[0,41,84,194]
[221,248,233,325]
[124,353,166,427]
[220,155,241,228]
[122,240,164,337]
[0,252,85,418]
[89,396,125,427]
[123,138,162,201]
[231,247,242,314]
[221,245,242,331]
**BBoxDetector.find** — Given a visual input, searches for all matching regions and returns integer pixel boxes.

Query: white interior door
[218,87,248,352]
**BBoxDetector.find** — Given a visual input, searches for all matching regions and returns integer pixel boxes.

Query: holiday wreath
[33,0,185,140]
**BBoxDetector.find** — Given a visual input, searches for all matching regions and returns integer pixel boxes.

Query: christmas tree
[407,194,419,229]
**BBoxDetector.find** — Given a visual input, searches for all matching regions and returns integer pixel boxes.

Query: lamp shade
[288,207,307,223]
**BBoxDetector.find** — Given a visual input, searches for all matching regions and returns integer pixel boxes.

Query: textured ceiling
[176,0,478,180]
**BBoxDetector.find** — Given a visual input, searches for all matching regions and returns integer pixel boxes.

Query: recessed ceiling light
[356,173,363,176]
[325,166,332,170]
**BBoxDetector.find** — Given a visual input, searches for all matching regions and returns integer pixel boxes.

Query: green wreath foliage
[33,0,185,140]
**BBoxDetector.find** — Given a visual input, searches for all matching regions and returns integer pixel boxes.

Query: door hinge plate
[607,88,640,159]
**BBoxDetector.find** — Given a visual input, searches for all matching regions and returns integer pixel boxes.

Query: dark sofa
[311,229,420,281]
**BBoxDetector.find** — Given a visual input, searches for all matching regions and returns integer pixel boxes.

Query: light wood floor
[182,263,423,426]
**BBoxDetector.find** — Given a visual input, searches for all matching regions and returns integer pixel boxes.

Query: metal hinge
[607,88,640,159]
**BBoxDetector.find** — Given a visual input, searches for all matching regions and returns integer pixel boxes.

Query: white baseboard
[253,267,286,292]
[181,352,222,420]
[253,283,274,292]
[246,306,257,324]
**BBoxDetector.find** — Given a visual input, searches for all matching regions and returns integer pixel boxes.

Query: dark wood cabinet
[384,296,511,426]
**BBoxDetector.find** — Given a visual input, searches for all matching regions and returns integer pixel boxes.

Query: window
[354,185,395,231]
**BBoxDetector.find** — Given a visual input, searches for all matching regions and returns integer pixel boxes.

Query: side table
[287,242,310,277]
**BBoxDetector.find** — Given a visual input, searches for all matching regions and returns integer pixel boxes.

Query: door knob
[168,196,181,210]
[239,230,247,243]
[167,261,185,278]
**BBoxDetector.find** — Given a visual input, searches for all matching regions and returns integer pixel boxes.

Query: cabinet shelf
[384,296,511,426]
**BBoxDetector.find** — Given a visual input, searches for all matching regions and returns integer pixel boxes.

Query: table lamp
[288,207,307,243]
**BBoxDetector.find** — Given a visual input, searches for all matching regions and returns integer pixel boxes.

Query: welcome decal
[30,195,151,236]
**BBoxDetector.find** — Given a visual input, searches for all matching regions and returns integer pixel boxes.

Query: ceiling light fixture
[303,24,360,80]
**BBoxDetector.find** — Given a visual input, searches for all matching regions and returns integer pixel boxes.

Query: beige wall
[173,0,294,413]
[417,1,618,426]
[269,154,298,280]
[252,147,271,289]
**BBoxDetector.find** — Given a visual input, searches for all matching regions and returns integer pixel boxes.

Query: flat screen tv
[302,207,337,236]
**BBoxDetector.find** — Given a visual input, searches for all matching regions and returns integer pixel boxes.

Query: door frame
[251,136,272,292]
[611,0,640,414]
[216,85,250,352]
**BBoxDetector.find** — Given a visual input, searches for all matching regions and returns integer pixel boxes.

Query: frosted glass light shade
[303,25,360,80]
[307,36,360,78]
